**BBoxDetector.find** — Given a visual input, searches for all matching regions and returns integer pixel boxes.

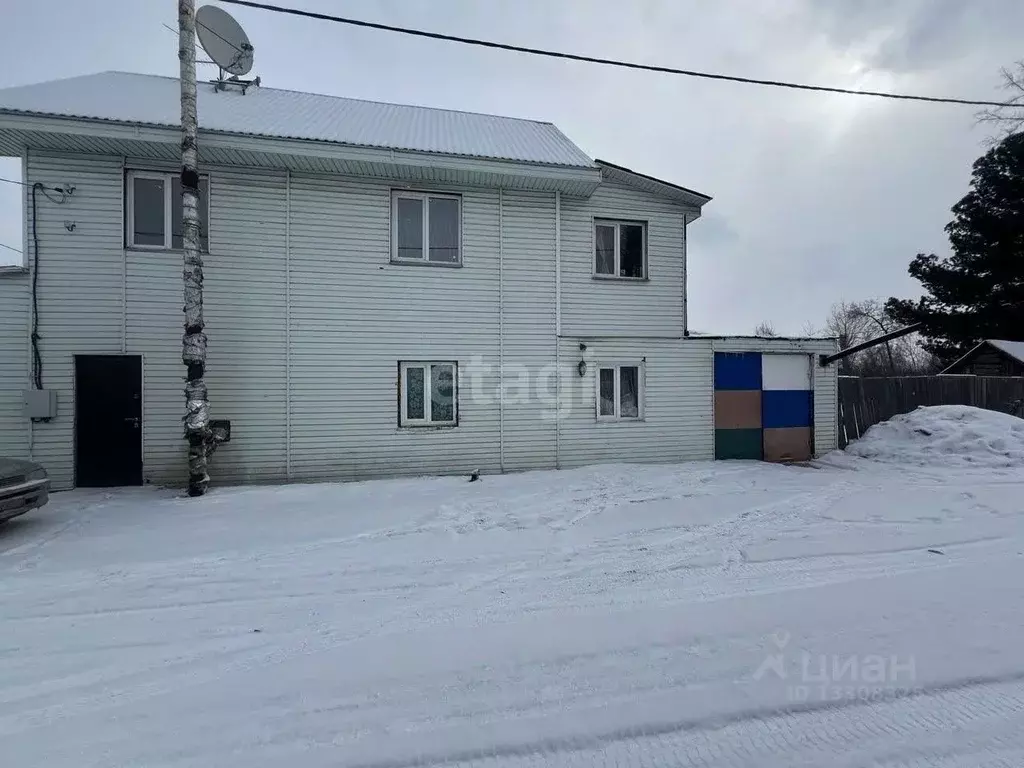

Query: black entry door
[75,355,143,487]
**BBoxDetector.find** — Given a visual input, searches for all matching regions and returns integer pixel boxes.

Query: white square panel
[761,354,811,391]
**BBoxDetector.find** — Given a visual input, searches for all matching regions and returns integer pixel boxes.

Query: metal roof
[0,71,596,168]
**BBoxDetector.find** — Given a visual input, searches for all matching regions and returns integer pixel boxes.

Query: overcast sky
[0,0,1020,334]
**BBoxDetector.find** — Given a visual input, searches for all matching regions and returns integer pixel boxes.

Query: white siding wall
[9,150,839,489]
[287,175,502,481]
[126,166,289,485]
[23,152,125,489]
[555,338,714,467]
[711,337,839,456]
[18,153,290,489]
[0,275,30,458]
[499,190,557,471]
[560,180,685,338]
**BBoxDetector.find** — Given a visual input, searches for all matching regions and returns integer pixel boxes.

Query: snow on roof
[0,71,596,168]
[988,339,1024,364]
[940,338,1024,373]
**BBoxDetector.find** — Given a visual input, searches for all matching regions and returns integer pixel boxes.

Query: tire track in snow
[349,673,1024,768]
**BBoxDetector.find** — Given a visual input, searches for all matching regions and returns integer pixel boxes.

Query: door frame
[73,353,145,487]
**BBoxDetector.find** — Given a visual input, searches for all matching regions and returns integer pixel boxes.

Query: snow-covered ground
[3,406,1024,767]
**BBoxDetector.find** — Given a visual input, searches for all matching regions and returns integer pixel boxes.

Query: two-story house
[0,72,838,490]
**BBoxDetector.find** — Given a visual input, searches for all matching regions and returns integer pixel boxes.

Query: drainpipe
[285,169,292,480]
[498,188,505,473]
[24,147,34,461]
[682,215,689,337]
[554,190,562,468]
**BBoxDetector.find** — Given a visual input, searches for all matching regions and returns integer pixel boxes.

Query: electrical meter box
[23,389,57,420]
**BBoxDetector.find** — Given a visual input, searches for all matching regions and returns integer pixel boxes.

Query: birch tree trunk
[179,0,211,496]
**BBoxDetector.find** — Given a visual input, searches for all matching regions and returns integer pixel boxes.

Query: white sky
[1,0,1020,334]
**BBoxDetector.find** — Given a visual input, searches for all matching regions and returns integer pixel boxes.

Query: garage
[714,351,814,462]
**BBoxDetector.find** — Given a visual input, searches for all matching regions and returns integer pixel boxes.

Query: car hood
[0,457,43,479]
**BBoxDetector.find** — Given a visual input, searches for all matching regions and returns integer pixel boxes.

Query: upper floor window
[126,171,209,251]
[594,219,646,279]
[392,191,461,265]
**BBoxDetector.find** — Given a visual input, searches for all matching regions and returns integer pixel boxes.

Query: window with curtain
[593,219,646,278]
[392,191,461,265]
[399,361,458,426]
[596,364,643,420]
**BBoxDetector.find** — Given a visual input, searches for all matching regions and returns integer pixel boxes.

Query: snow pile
[845,404,1024,468]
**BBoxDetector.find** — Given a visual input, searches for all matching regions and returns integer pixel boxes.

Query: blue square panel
[762,390,813,429]
[714,352,762,391]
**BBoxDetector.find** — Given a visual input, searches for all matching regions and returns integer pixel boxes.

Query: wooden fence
[837,375,1024,448]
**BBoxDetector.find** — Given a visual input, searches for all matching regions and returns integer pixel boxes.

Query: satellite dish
[196,5,254,76]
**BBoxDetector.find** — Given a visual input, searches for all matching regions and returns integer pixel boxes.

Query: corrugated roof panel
[0,71,595,168]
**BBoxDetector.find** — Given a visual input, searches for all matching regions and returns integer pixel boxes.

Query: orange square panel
[714,390,761,430]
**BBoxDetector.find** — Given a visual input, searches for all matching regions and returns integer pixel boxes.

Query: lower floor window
[597,365,642,420]
[400,361,458,426]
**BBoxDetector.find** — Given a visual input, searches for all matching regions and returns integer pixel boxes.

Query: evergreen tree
[887,133,1024,363]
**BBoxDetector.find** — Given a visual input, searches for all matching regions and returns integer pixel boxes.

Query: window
[126,171,209,250]
[597,365,642,420]
[399,361,458,426]
[594,219,646,278]
[392,191,461,264]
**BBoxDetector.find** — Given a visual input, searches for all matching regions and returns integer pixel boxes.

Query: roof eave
[938,340,989,374]
[595,159,711,213]
[987,339,1024,364]
[940,339,1024,373]
[0,111,602,192]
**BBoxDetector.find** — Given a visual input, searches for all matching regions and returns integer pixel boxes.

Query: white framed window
[594,219,647,279]
[391,191,461,265]
[399,361,458,427]
[126,170,209,251]
[596,364,643,420]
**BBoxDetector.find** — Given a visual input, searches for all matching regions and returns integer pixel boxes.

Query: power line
[165,15,242,56]
[0,242,22,255]
[195,16,246,56]
[0,177,70,205]
[219,0,1017,109]
[0,176,62,193]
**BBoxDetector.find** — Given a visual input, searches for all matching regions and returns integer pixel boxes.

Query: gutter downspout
[285,170,292,480]
[24,148,33,461]
[682,215,689,337]
[554,190,561,469]
[498,188,505,473]
[121,156,128,354]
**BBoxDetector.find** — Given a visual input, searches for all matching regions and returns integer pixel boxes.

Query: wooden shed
[941,340,1024,377]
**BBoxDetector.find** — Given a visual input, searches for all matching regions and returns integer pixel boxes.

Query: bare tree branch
[976,61,1024,142]
[823,300,935,376]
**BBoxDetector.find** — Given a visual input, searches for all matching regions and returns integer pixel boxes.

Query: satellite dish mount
[196,5,259,94]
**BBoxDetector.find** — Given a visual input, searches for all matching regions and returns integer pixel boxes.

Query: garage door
[761,354,813,462]
[714,352,813,462]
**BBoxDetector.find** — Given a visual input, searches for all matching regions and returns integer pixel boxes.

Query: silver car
[0,458,50,524]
